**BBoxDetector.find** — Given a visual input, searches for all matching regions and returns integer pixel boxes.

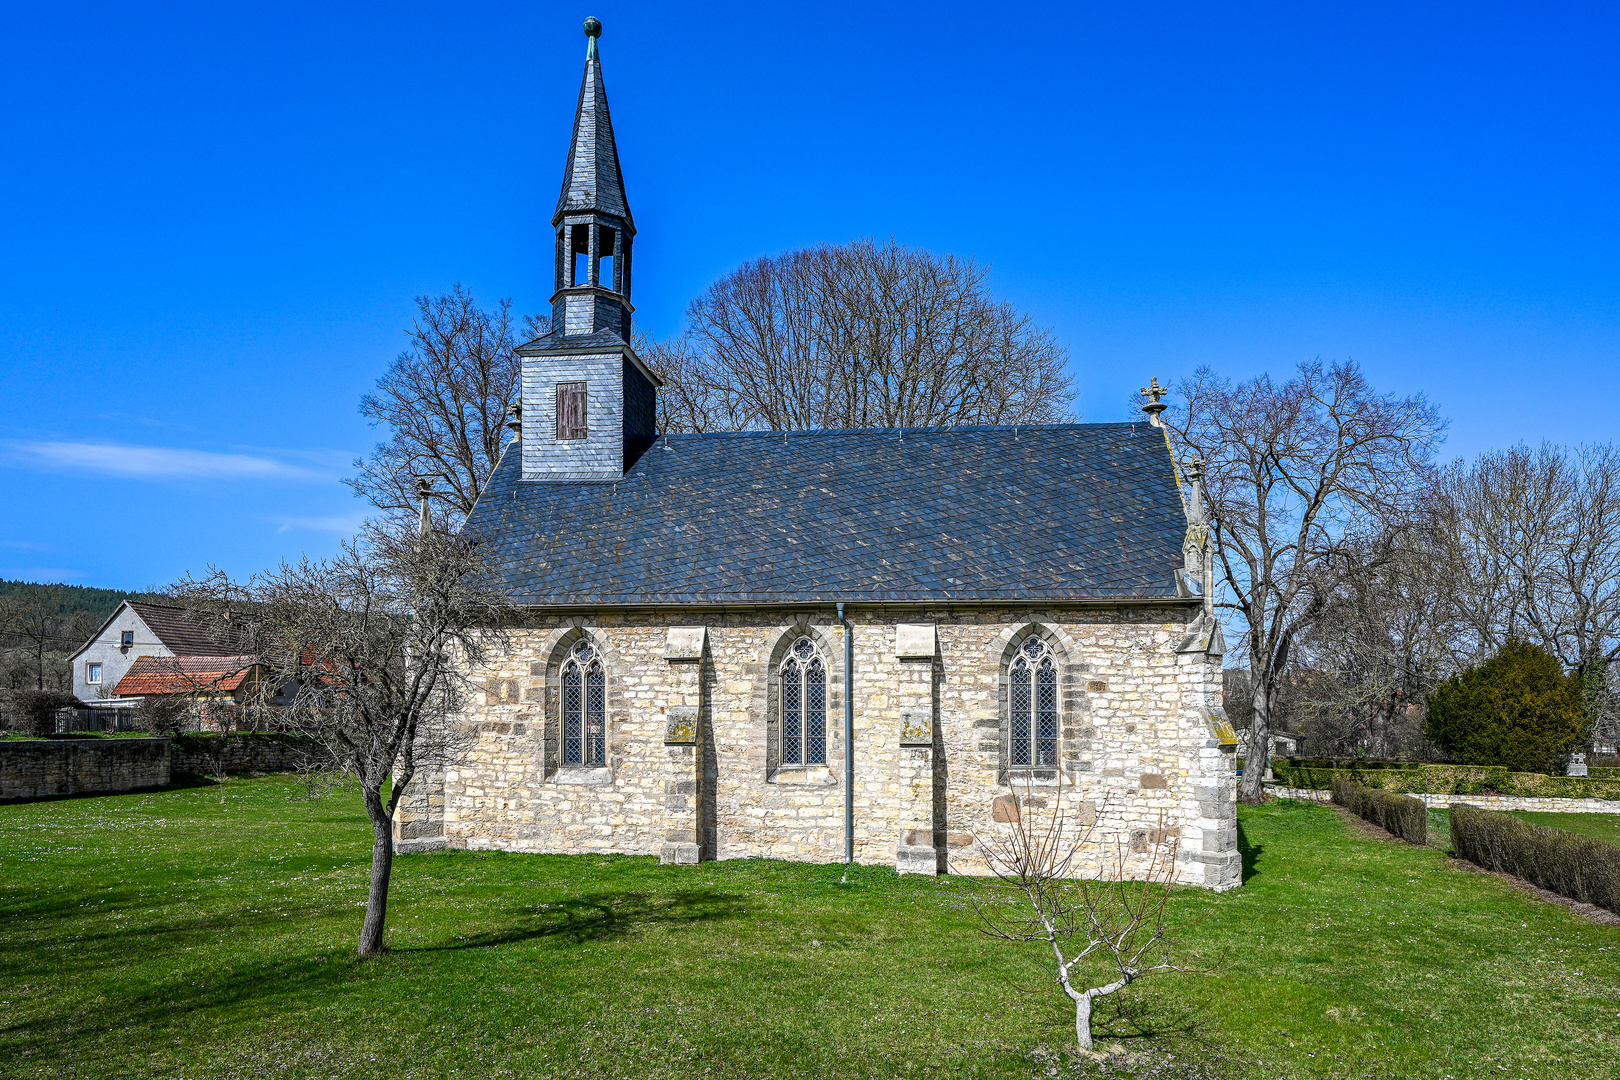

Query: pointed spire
[555,17,632,229]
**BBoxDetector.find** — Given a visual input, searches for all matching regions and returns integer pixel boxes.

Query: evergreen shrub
[1331,778,1427,844]
[1449,804,1620,914]
[1424,640,1586,774]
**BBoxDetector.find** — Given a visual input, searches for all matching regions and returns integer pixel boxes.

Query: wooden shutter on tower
[555,382,588,440]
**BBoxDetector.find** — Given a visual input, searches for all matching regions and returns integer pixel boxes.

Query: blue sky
[2,1,1616,590]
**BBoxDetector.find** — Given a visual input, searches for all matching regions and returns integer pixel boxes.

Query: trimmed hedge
[1449,804,1620,914]
[1331,778,1428,844]
[1283,758,1423,771]
[1273,763,1620,801]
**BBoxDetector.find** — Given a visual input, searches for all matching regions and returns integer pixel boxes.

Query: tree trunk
[358,789,394,957]
[1239,677,1271,802]
[1074,991,1094,1051]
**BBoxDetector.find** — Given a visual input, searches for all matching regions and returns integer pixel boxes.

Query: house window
[780,636,827,766]
[560,640,606,765]
[1009,637,1058,767]
[556,381,588,440]
[86,662,103,684]
[120,631,134,647]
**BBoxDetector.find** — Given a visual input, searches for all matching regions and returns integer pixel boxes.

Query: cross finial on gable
[1141,377,1169,427]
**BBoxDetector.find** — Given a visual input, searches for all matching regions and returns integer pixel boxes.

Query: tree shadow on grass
[405,887,746,952]
[1237,821,1263,883]
[0,887,749,1068]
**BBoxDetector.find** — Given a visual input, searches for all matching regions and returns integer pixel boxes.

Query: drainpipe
[837,602,854,874]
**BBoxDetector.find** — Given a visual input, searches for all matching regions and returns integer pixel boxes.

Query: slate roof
[127,602,242,655]
[463,422,1192,607]
[554,46,631,227]
[112,655,256,697]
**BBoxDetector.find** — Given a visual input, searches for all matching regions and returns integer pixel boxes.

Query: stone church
[396,20,1239,889]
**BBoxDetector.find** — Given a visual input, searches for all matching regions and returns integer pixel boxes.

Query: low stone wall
[1,738,171,800]
[1267,786,1331,803]
[1266,784,1620,814]
[170,736,331,776]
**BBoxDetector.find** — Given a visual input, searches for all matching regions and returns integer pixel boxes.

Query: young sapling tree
[971,784,1217,1051]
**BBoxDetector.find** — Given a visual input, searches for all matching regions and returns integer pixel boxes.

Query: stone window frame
[991,621,1089,788]
[559,639,607,766]
[778,634,830,767]
[532,623,623,786]
[756,620,844,787]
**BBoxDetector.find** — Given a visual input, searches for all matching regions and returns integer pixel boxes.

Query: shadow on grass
[1094,990,1211,1044]
[1237,821,1263,883]
[0,773,217,806]
[0,887,749,1063]
[411,887,746,952]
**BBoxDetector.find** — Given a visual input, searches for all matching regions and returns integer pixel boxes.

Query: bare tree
[0,585,96,691]
[1435,443,1620,672]
[1290,528,1452,759]
[349,285,546,525]
[970,787,1214,1052]
[178,521,514,956]
[653,238,1073,432]
[1162,361,1445,800]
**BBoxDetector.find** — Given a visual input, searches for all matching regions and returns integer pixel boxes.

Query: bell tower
[550,15,634,340]
[518,17,660,482]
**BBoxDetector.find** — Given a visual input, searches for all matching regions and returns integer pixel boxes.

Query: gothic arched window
[561,640,606,766]
[779,636,827,766]
[1009,637,1059,767]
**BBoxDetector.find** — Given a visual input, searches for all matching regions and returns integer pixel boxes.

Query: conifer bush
[1424,640,1586,774]
[1331,777,1428,844]
[1449,804,1620,914]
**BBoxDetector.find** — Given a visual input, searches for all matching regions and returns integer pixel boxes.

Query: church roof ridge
[656,420,1147,442]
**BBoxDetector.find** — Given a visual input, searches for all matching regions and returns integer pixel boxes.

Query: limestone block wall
[1269,785,1620,815]
[416,604,1238,889]
[1,738,171,800]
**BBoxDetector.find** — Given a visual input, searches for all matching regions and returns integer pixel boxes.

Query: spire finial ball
[583,16,601,38]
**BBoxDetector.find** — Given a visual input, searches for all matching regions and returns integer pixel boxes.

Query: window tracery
[561,639,606,766]
[1009,636,1059,768]
[779,636,827,766]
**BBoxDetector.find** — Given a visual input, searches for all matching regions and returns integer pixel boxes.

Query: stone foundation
[397,605,1240,889]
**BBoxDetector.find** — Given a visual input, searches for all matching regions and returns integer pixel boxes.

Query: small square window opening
[120,631,134,647]
[86,662,103,684]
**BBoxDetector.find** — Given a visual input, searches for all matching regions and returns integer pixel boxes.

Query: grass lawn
[3,780,1619,1079]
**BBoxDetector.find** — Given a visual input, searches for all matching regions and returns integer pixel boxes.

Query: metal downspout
[837,602,854,873]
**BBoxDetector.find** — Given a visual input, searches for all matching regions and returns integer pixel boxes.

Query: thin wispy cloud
[2,440,334,482]
[0,567,87,582]
[271,513,370,535]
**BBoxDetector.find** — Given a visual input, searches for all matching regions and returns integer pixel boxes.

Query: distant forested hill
[0,579,161,624]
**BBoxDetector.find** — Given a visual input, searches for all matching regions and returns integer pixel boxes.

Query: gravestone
[1567,752,1589,778]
